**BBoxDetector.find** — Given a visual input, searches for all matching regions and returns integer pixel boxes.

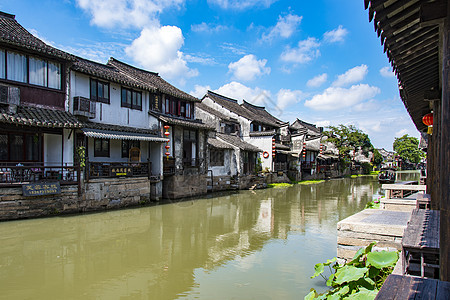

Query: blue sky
[1,0,420,150]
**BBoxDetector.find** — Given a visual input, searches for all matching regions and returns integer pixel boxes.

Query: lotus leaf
[311,263,324,278]
[334,265,368,285]
[326,273,335,286]
[345,287,378,299]
[304,290,316,300]
[324,257,337,266]
[366,251,398,269]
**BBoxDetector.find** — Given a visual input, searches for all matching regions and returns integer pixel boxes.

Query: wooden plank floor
[375,274,450,299]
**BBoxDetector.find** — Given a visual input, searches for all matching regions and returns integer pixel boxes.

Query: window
[0,49,61,89]
[186,102,192,119]
[0,133,41,162]
[183,129,197,166]
[210,148,224,166]
[90,79,109,104]
[7,51,27,83]
[121,87,142,110]
[121,140,140,158]
[165,97,170,114]
[94,138,109,157]
[171,99,177,115]
[0,49,5,79]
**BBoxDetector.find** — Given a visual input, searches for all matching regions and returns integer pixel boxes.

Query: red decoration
[422,113,433,126]
[164,131,170,136]
[164,125,170,129]
[165,152,171,156]
[165,145,170,150]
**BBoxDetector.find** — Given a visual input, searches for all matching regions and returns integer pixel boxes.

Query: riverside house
[201,91,287,174]
[0,12,83,188]
[196,102,261,190]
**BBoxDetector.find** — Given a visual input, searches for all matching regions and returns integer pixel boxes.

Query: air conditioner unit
[0,84,20,105]
[73,96,96,119]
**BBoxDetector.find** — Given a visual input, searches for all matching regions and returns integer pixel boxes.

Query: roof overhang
[81,128,168,142]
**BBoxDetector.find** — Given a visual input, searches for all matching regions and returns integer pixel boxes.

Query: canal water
[0,174,417,299]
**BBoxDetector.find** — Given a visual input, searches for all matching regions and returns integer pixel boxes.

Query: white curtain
[7,51,27,83]
[29,57,47,87]
[0,49,5,79]
[48,61,61,89]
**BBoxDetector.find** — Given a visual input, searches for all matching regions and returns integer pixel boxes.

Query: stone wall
[208,175,236,192]
[163,174,207,199]
[0,177,156,221]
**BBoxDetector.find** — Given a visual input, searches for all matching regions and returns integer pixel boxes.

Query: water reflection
[0,176,387,299]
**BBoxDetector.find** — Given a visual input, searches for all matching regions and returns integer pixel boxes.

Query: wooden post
[432,101,441,210]
[440,6,450,282]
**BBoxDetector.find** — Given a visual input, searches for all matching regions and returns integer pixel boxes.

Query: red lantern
[165,145,170,150]
[165,152,170,156]
[422,113,433,126]
[164,131,170,136]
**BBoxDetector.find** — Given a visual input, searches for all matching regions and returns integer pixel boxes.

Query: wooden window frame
[94,138,110,157]
[90,78,110,104]
[121,87,142,110]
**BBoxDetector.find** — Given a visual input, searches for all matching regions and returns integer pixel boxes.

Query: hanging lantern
[422,113,433,135]
[320,144,323,155]
[164,125,171,159]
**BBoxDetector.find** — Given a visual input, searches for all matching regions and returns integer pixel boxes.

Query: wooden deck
[375,274,450,299]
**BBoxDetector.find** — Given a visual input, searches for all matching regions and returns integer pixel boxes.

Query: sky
[1,0,421,150]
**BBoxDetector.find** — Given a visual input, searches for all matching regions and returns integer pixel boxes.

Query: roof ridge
[0,11,15,19]
[107,57,159,76]
[241,99,265,110]
[207,90,238,103]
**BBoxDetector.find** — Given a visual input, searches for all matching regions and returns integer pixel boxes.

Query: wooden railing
[163,157,175,175]
[86,161,151,180]
[0,163,80,190]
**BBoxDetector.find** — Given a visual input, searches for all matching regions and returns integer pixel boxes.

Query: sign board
[22,182,61,196]
[110,166,133,177]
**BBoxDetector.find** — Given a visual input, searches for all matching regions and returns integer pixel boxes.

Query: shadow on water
[0,175,394,299]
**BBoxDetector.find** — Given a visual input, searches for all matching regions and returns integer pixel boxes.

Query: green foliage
[293,180,326,185]
[372,149,383,166]
[393,134,425,164]
[76,146,86,168]
[323,125,374,163]
[305,242,398,300]
[267,183,293,188]
[255,157,263,173]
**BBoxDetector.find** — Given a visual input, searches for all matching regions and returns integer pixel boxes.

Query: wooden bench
[402,209,440,278]
[375,274,450,299]
[416,193,431,209]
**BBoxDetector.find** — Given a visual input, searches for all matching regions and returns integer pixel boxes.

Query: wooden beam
[439,3,450,281]
[420,0,447,26]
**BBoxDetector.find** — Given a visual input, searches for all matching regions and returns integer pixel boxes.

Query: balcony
[87,161,151,180]
[73,96,96,119]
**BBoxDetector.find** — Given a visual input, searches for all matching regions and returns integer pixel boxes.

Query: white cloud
[316,120,330,128]
[228,54,270,81]
[125,25,198,80]
[380,66,395,78]
[76,0,183,29]
[262,14,302,41]
[208,0,277,10]
[307,73,328,88]
[353,99,380,112]
[190,85,211,98]
[395,129,409,137]
[280,37,320,64]
[184,54,216,65]
[191,22,228,33]
[332,64,368,87]
[221,43,248,56]
[215,82,271,105]
[323,25,348,43]
[276,89,304,110]
[304,84,380,111]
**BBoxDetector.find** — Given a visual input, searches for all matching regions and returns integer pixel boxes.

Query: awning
[81,128,168,142]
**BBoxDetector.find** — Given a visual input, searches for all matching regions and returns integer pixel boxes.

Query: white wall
[247,136,273,171]
[44,133,63,166]
[209,149,233,176]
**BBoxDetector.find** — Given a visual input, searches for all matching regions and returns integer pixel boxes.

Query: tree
[393,134,424,164]
[323,124,374,161]
[372,148,383,166]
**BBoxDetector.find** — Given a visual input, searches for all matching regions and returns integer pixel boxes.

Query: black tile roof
[0,12,74,61]
[108,58,199,102]
[196,102,238,123]
[0,104,83,128]
[249,130,276,137]
[208,137,233,149]
[217,133,261,152]
[149,111,214,130]
[241,100,287,128]
[82,121,160,136]
[290,119,321,134]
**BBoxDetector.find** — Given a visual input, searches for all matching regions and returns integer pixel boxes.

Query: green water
[0,175,402,299]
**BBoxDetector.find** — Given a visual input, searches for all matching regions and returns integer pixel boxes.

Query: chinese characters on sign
[110,167,133,177]
[22,182,61,196]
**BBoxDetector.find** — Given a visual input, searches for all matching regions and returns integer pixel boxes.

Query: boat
[378,169,396,184]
